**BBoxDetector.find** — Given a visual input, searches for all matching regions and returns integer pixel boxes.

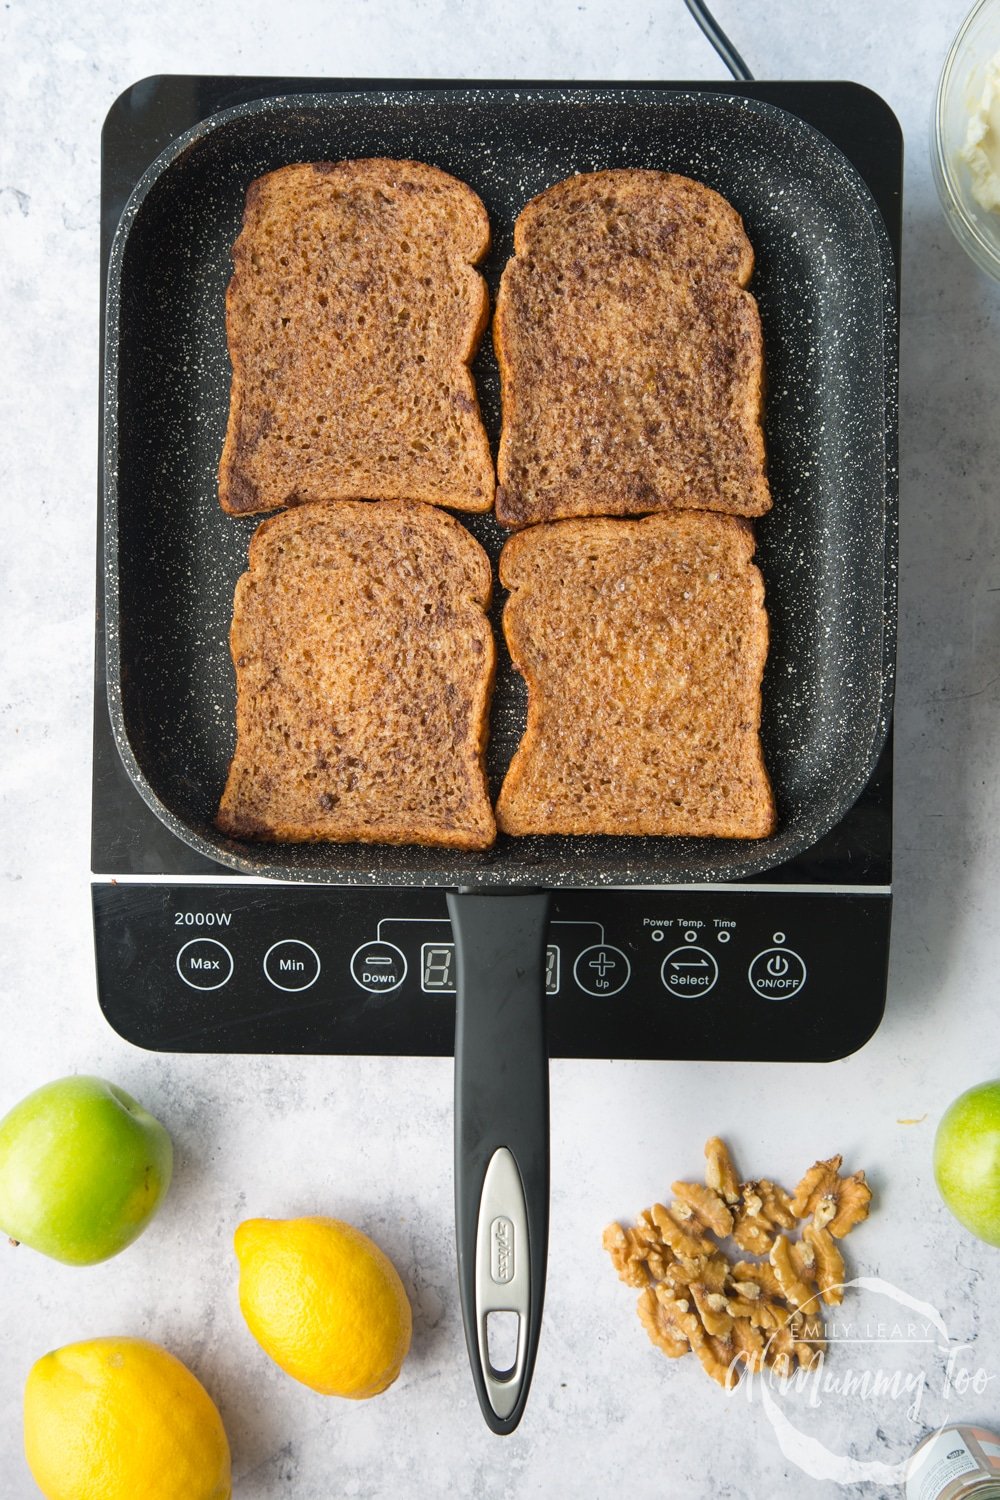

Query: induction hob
[92,75,898,1061]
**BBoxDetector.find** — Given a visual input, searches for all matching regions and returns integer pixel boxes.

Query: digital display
[421,943,560,995]
[545,946,559,995]
[421,944,456,992]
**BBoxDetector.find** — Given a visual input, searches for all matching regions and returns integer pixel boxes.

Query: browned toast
[219,159,494,517]
[216,500,496,848]
[494,169,770,527]
[495,513,775,838]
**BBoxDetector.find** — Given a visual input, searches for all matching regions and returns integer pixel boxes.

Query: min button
[264,940,321,992]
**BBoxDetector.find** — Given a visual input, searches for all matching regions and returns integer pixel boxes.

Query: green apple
[934,1080,1000,1246]
[0,1076,173,1265]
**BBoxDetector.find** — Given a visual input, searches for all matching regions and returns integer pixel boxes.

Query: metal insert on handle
[475,1148,531,1419]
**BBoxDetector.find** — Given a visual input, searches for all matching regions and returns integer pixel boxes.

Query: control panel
[92,883,890,1061]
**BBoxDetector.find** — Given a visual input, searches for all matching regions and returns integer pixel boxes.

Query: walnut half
[792,1158,872,1238]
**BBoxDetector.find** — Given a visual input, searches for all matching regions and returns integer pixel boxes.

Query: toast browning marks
[216,501,496,849]
[494,169,771,527]
[496,514,776,838]
[219,160,494,517]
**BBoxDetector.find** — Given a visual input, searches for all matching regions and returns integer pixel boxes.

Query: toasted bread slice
[494,169,770,527]
[216,500,496,848]
[495,513,775,838]
[219,159,494,516]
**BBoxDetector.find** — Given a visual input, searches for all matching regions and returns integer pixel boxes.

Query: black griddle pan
[103,84,899,1433]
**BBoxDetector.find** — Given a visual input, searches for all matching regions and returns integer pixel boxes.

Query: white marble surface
[2,1,1000,1495]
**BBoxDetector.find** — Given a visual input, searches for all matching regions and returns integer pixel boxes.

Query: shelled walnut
[603,1139,871,1389]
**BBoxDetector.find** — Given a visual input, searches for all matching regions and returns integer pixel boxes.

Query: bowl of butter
[933,0,1000,281]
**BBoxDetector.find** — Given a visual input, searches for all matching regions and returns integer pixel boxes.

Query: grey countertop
[2,1,1000,1495]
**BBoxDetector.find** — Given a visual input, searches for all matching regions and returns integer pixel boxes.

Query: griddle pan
[104,85,898,1432]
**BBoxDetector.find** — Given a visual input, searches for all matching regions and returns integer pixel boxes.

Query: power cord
[683,0,754,81]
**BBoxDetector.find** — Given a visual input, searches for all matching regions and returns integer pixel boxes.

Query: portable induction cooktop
[92,74,899,1065]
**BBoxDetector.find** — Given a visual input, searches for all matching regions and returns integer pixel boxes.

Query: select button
[661,945,719,997]
[264,940,321,992]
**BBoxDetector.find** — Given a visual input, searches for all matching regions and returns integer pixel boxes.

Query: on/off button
[748,947,807,1000]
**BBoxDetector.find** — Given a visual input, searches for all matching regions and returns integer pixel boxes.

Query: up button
[574,945,631,996]
[748,944,807,1001]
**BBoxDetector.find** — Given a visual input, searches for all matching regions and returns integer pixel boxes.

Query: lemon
[235,1215,412,1397]
[23,1336,231,1500]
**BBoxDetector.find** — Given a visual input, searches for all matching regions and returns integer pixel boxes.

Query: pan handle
[447,889,551,1435]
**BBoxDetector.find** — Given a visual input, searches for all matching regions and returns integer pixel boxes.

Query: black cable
[683,0,754,82]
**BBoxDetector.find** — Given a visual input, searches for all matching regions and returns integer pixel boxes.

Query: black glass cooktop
[92,75,897,1060]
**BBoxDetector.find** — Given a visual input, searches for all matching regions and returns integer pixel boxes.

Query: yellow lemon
[23,1336,231,1500]
[235,1215,412,1398]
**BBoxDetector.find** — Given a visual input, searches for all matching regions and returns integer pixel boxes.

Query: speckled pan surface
[104,86,898,887]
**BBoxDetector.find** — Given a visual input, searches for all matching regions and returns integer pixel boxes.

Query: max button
[264,940,320,992]
[748,947,807,1000]
[351,941,407,994]
[176,938,233,991]
[574,945,631,996]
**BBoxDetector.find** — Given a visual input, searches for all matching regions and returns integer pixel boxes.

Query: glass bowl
[932,0,1000,281]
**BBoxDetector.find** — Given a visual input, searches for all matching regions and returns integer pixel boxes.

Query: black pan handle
[447,889,551,1435]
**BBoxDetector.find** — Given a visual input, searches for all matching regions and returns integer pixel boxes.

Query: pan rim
[102,82,898,889]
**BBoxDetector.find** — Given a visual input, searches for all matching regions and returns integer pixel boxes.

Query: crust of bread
[495,512,776,839]
[216,500,496,848]
[494,169,770,527]
[220,159,494,517]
